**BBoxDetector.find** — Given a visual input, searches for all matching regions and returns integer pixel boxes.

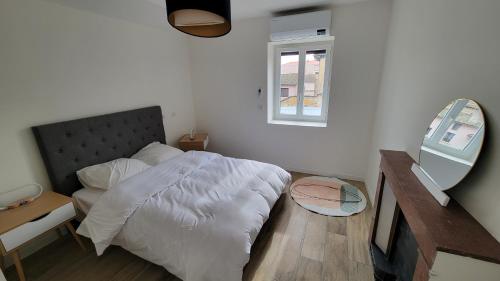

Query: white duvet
[77,151,291,281]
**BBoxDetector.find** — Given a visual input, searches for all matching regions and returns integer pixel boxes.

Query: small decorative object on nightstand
[0,191,85,281]
[178,133,209,151]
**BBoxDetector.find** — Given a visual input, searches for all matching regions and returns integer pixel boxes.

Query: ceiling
[44,0,369,30]
[146,0,369,19]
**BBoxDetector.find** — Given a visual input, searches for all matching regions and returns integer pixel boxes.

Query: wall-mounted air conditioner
[270,10,332,42]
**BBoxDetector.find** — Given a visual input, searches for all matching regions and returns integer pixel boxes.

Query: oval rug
[290,176,367,217]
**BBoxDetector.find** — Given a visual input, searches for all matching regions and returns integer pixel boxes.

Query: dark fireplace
[371,215,418,281]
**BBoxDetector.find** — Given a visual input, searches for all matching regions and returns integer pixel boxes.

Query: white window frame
[267,37,335,127]
[422,99,484,163]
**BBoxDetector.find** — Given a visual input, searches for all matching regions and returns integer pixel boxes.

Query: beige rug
[290,176,367,217]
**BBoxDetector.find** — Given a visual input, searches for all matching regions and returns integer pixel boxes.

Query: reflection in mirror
[419,99,485,191]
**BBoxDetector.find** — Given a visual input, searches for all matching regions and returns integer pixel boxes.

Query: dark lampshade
[166,0,231,38]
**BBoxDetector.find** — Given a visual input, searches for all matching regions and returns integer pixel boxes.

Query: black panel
[371,215,418,281]
[32,106,166,196]
[391,216,418,281]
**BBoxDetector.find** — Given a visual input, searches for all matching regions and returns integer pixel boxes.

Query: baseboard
[286,167,365,182]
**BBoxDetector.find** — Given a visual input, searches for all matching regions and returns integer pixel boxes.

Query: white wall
[190,0,392,180]
[366,0,500,240]
[0,0,196,194]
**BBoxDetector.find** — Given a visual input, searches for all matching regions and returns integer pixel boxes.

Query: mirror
[419,99,485,191]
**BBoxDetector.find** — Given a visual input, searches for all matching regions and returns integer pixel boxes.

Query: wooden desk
[0,192,85,281]
[370,150,500,281]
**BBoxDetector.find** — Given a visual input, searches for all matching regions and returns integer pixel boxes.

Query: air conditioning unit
[270,10,332,42]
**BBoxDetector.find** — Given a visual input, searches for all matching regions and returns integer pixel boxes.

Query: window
[451,122,462,130]
[422,99,485,162]
[442,132,456,143]
[425,102,452,139]
[267,37,334,127]
[280,88,290,97]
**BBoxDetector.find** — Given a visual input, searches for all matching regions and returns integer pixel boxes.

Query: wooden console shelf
[370,150,500,280]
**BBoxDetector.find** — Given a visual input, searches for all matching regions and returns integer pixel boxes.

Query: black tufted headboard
[32,106,166,196]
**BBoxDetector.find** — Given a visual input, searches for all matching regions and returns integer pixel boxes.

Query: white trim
[432,251,500,280]
[297,48,306,119]
[284,168,366,184]
[268,36,335,46]
[411,163,450,207]
[421,145,473,166]
[267,37,335,126]
[268,119,327,128]
[423,100,484,162]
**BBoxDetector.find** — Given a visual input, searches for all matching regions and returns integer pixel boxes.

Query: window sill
[421,145,473,166]
[267,119,327,128]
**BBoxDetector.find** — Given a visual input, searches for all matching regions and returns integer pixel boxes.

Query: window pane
[279,51,299,115]
[303,49,326,116]
[425,102,452,138]
[438,100,483,150]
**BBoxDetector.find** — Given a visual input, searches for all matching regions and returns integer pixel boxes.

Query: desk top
[179,133,208,143]
[380,150,500,265]
[0,191,72,234]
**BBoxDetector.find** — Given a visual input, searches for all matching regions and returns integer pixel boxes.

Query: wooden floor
[4,172,374,281]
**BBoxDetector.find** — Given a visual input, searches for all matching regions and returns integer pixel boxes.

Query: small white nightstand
[0,191,85,281]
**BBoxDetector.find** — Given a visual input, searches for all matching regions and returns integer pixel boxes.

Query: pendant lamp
[166,0,231,38]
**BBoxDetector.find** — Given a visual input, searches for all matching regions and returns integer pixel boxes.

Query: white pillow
[77,158,151,190]
[131,142,184,166]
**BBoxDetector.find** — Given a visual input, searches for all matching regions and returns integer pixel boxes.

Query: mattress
[77,151,291,281]
[72,188,104,214]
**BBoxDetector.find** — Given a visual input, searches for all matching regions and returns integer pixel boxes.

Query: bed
[32,106,291,281]
[72,187,103,215]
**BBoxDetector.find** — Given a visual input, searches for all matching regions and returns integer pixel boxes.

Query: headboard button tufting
[31,106,165,196]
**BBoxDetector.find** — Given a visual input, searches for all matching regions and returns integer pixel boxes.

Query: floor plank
[323,233,348,281]
[346,182,373,266]
[4,172,374,281]
[348,262,375,281]
[327,217,347,236]
[301,214,328,261]
[295,257,323,281]
[109,258,149,281]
